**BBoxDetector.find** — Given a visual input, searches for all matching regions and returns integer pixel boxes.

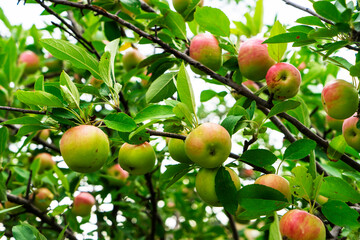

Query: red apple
[254,174,291,201]
[107,163,129,186]
[243,80,259,92]
[118,142,156,175]
[266,62,301,100]
[60,125,110,173]
[89,77,104,88]
[321,79,359,120]
[18,50,40,74]
[189,33,222,75]
[32,188,54,211]
[122,48,145,72]
[33,152,55,173]
[342,115,360,151]
[238,38,275,81]
[239,168,255,179]
[297,62,306,71]
[326,115,343,132]
[280,209,326,240]
[184,123,231,168]
[168,137,193,164]
[72,192,95,217]
[44,54,62,72]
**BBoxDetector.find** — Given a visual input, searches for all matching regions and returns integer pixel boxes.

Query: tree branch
[225,210,238,240]
[0,106,46,115]
[145,173,158,240]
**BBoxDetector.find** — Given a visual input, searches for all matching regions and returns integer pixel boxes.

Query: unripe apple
[37,129,50,141]
[32,188,54,211]
[107,163,129,186]
[195,167,240,206]
[254,174,291,201]
[168,137,193,164]
[173,0,204,21]
[72,192,95,217]
[189,33,222,75]
[316,195,328,205]
[118,142,156,175]
[238,38,275,81]
[184,123,231,168]
[266,62,301,100]
[280,209,326,240]
[60,125,110,173]
[18,50,40,74]
[243,80,259,92]
[326,115,343,132]
[122,48,145,72]
[89,77,104,88]
[44,54,62,72]
[321,79,359,120]
[342,115,360,151]
[33,152,55,173]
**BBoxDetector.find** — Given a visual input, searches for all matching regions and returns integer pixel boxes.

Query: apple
[243,80,259,92]
[297,61,306,71]
[254,174,291,201]
[60,125,110,173]
[316,195,328,205]
[184,123,231,168]
[280,209,326,240]
[122,48,145,72]
[118,142,156,175]
[32,188,54,211]
[168,137,193,164]
[195,167,240,206]
[326,115,343,132]
[72,192,95,217]
[173,0,204,21]
[342,115,360,151]
[90,77,104,88]
[44,54,62,72]
[238,38,275,81]
[189,33,222,75]
[18,50,40,74]
[239,168,255,179]
[266,62,302,100]
[107,163,129,186]
[33,152,55,173]
[321,79,359,120]
[37,129,50,141]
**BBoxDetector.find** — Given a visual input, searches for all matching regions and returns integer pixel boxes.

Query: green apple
[280,209,326,240]
[107,163,129,186]
[32,188,54,211]
[173,0,204,21]
[342,115,360,151]
[168,137,193,164]
[72,192,95,217]
[37,129,50,141]
[118,142,156,175]
[33,152,55,173]
[184,123,231,168]
[60,125,110,173]
[44,54,62,72]
[326,115,343,132]
[18,50,40,74]
[195,167,240,206]
[321,79,359,120]
[254,174,291,201]
[316,195,328,205]
[122,48,145,72]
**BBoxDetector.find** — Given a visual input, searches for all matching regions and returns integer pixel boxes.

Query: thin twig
[145,173,158,240]
[0,106,46,115]
[225,211,238,240]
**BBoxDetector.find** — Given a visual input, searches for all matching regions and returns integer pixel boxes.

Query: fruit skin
[90,77,104,88]
[118,142,156,175]
[60,125,110,173]
[238,38,275,81]
[342,115,360,152]
[316,195,328,205]
[321,79,359,120]
[44,54,62,72]
[195,167,240,206]
[184,123,231,168]
[18,50,40,74]
[107,163,129,186]
[72,192,95,217]
[37,129,50,141]
[122,48,145,72]
[189,33,222,75]
[33,152,55,173]
[254,174,291,201]
[326,115,343,132]
[266,62,301,100]
[173,0,203,21]
[32,188,54,211]
[243,80,259,92]
[168,137,193,164]
[280,209,326,240]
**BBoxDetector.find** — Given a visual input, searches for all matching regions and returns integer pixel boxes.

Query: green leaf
[308,27,339,38]
[268,21,287,62]
[253,0,263,35]
[41,39,100,79]
[173,102,196,128]
[289,166,313,202]
[200,90,217,102]
[0,117,42,125]
[0,127,8,158]
[12,224,37,240]
[350,62,360,77]
[161,164,192,189]
[34,75,44,91]
[269,212,282,240]
[0,173,7,202]
[320,176,360,203]
[263,32,309,44]
[50,205,68,217]
[104,113,137,132]
[146,72,177,103]
[16,125,49,138]
[313,1,341,22]
[221,115,243,136]
[296,16,325,27]
[195,6,230,37]
[16,90,63,108]
[176,63,196,114]
[327,135,347,161]
[134,105,175,123]
[60,71,80,108]
[240,149,278,168]
[215,167,238,214]
[99,51,112,88]
[57,224,69,240]
[287,96,311,127]
[283,139,317,160]
[164,11,187,40]
[53,166,69,192]
[104,38,120,82]
[267,100,300,119]
[322,200,360,228]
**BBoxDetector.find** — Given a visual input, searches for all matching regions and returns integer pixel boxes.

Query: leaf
[12,224,37,240]
[57,224,69,240]
[161,164,192,189]
[194,6,230,37]
[50,205,68,217]
[289,166,313,202]
[41,39,100,79]
[163,11,187,40]
[322,200,360,228]
[173,102,196,128]
[283,139,317,160]
[269,212,282,240]
[221,115,243,136]
[267,100,300,119]
[287,96,311,127]
[177,63,196,114]
[0,173,7,202]
[215,167,238,214]
[313,1,341,22]
[320,176,360,203]
[0,127,8,158]
[253,0,263,35]
[103,113,137,132]
[268,21,287,62]
[60,71,80,108]
[327,135,347,161]
[146,72,177,103]
[296,16,325,27]
[16,90,63,108]
[200,90,217,102]
[263,32,309,44]
[16,125,49,138]
[99,51,113,88]
[104,38,120,82]
[53,166,69,192]
[34,75,44,91]
[134,105,175,123]
[240,149,278,168]
[0,117,42,125]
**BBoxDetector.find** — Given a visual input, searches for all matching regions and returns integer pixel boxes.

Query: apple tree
[0,0,360,239]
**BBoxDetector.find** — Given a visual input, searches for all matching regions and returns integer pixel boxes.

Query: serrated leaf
[267,100,300,119]
[134,105,175,123]
[195,6,230,37]
[215,167,238,214]
[99,51,112,88]
[283,139,317,160]
[240,149,277,168]
[146,72,177,103]
[268,21,287,62]
[164,11,187,40]
[16,90,63,108]
[104,113,137,132]
[290,166,313,202]
[177,63,196,114]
